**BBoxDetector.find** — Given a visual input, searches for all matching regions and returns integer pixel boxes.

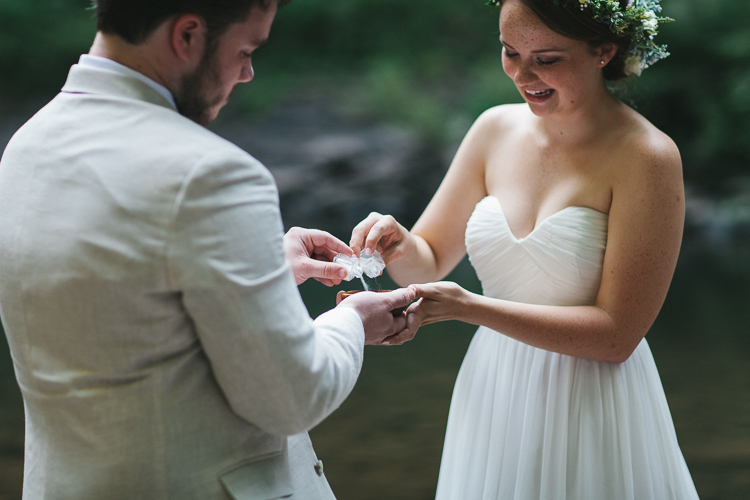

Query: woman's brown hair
[498,0,631,81]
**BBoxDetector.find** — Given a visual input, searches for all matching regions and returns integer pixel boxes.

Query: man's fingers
[305,229,352,257]
[381,331,413,346]
[390,313,407,334]
[363,310,407,346]
[380,302,423,345]
[302,260,349,282]
[405,307,422,332]
[381,318,418,345]
[311,246,341,262]
[383,286,417,311]
[410,284,430,299]
[314,277,342,287]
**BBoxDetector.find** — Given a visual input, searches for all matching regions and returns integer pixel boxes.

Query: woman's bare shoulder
[477,103,529,126]
[599,109,684,222]
[614,106,682,184]
[467,103,530,143]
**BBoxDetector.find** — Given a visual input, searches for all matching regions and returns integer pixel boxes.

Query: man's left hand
[284,227,353,286]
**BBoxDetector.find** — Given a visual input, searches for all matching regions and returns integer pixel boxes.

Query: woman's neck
[535,83,623,146]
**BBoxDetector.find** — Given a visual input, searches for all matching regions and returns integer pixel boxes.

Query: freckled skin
[349,0,685,363]
[499,0,611,119]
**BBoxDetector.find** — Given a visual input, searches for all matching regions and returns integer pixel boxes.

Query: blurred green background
[1,0,749,190]
[1,0,749,499]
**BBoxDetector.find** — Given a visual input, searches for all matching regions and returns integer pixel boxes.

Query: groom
[0,0,418,499]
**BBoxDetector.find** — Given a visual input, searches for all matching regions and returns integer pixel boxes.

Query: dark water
[1,237,749,499]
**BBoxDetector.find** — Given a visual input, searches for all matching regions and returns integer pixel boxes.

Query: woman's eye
[502,48,518,58]
[537,58,560,66]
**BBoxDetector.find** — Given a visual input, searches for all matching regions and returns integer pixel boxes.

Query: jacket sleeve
[165,147,364,436]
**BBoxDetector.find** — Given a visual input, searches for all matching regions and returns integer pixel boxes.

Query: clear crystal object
[333,250,385,281]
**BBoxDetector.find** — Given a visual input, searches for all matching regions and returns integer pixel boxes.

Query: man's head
[91,0,290,125]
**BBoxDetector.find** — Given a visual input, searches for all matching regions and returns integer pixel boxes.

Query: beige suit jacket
[0,64,364,500]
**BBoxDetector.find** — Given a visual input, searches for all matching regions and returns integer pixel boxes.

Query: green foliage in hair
[485,0,674,76]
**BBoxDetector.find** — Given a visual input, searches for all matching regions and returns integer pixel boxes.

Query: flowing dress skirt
[434,328,700,500]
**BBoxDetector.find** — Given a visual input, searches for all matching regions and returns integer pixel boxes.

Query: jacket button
[314,460,324,477]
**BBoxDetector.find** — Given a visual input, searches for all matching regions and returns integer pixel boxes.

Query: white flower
[624,54,644,76]
[642,11,659,32]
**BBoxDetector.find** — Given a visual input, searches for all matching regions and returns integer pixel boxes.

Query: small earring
[600,60,606,65]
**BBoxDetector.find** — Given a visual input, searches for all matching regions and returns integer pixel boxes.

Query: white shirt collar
[78,54,177,110]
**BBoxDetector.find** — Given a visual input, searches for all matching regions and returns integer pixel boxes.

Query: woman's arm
[350,107,516,286]
[399,132,684,363]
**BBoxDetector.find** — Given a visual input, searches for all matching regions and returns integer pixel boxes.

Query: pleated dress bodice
[465,195,608,307]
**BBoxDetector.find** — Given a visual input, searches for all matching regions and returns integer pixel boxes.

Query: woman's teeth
[526,89,553,96]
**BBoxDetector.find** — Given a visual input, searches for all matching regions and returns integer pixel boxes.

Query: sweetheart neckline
[482,195,608,242]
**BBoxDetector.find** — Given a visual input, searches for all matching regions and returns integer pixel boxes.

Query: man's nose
[239,62,254,83]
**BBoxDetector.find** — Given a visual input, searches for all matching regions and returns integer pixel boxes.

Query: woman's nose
[239,62,254,83]
[514,60,538,86]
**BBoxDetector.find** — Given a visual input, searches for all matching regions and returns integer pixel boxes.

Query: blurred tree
[630,0,750,194]
[0,0,747,189]
[0,0,94,100]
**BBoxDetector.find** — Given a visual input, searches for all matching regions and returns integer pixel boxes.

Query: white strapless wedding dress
[435,196,699,500]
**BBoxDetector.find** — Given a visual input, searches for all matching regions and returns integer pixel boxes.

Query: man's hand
[336,287,420,345]
[284,227,353,286]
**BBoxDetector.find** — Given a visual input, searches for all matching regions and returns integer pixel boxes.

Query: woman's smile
[523,88,556,103]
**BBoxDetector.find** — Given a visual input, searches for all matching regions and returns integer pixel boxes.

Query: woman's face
[499,0,610,117]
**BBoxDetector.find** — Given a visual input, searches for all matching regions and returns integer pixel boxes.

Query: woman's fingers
[350,213,415,268]
[406,282,466,326]
[350,213,406,258]
[404,299,438,327]
[382,306,423,345]
[349,212,383,255]
[364,215,396,255]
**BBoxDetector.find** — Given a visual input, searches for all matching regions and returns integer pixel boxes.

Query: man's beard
[174,43,228,126]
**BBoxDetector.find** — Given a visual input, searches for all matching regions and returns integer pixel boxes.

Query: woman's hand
[407,281,473,327]
[349,212,416,265]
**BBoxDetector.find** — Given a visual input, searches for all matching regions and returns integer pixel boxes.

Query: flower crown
[487,0,674,76]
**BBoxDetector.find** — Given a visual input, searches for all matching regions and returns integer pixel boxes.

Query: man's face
[174,3,277,126]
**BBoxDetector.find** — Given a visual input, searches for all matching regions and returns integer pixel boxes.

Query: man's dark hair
[93,0,291,45]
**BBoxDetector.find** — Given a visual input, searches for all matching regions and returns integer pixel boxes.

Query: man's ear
[170,14,206,63]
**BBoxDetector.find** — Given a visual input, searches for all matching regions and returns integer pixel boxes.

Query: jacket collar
[61,64,176,111]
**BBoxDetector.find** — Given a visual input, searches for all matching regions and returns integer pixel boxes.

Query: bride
[348,0,700,498]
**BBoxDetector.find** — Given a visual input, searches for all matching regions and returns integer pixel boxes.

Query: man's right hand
[284,227,353,286]
[336,287,420,345]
